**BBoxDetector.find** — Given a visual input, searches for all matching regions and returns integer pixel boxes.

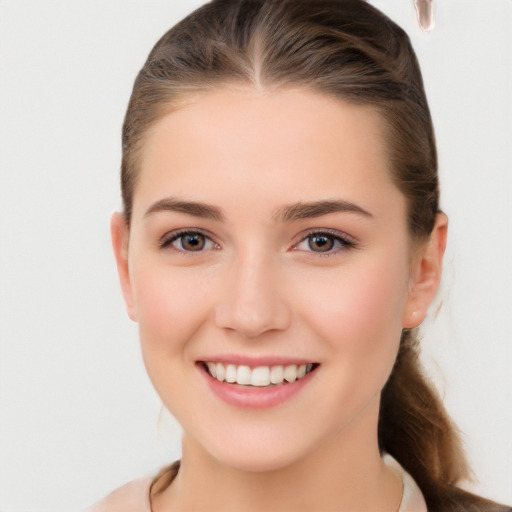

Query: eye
[160,230,218,252]
[294,231,355,255]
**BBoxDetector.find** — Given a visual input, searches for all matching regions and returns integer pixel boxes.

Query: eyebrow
[144,198,224,221]
[144,197,372,223]
[275,200,373,222]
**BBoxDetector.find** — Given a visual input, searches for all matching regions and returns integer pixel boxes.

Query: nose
[214,251,291,339]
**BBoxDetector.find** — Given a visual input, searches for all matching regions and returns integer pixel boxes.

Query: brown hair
[121,1,507,510]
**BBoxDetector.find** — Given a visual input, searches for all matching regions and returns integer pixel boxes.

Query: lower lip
[198,364,317,409]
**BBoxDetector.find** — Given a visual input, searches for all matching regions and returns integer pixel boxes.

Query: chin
[213,445,306,473]
[191,423,316,474]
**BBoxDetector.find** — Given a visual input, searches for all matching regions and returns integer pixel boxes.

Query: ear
[111,212,137,322]
[402,213,448,329]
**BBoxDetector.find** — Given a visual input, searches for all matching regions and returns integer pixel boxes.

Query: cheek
[344,266,406,340]
[130,264,218,413]
[298,252,409,362]
[131,264,213,357]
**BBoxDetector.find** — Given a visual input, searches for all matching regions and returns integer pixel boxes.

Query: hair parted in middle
[119,1,502,510]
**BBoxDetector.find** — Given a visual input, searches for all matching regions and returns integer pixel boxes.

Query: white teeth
[215,362,226,382]
[284,364,297,383]
[206,362,217,378]
[270,365,284,384]
[205,361,316,386]
[236,365,252,385]
[225,364,237,383]
[251,366,270,387]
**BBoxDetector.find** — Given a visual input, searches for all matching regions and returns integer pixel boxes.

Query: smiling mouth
[199,361,320,388]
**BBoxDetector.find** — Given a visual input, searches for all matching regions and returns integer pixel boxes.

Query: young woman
[89,0,511,510]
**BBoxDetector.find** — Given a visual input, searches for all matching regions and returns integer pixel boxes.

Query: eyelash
[159,229,356,256]
[293,229,356,257]
[159,229,219,253]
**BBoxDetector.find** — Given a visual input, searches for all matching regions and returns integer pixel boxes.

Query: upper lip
[196,354,318,368]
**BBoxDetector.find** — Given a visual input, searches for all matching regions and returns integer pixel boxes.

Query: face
[113,87,442,472]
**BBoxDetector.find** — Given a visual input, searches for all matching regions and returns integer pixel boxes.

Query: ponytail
[379,330,507,511]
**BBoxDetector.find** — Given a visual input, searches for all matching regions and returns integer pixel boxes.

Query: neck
[153,399,402,512]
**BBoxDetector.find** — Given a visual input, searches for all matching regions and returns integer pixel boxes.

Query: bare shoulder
[83,477,152,512]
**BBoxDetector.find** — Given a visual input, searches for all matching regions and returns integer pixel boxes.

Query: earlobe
[111,212,137,322]
[403,213,448,329]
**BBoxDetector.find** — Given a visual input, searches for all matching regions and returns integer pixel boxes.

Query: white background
[0,1,511,510]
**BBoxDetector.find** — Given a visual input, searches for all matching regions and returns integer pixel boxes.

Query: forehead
[134,87,403,221]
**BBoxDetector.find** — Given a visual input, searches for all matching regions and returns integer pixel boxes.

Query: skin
[112,87,447,511]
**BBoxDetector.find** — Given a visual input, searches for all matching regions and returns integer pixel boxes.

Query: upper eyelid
[291,229,357,256]
[159,228,219,248]
[294,228,356,245]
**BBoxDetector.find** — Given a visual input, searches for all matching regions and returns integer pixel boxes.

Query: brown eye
[161,231,217,252]
[308,235,334,252]
[294,231,355,256]
[180,233,206,251]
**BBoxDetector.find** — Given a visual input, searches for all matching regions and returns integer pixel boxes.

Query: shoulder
[83,476,152,512]
[430,487,512,512]
[384,454,427,512]
[83,462,180,512]
[383,454,512,512]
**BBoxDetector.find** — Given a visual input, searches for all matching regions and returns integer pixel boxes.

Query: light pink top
[383,454,428,512]
[84,455,427,512]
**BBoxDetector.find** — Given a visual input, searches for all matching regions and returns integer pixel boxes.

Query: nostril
[214,263,292,338]
[215,297,292,339]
